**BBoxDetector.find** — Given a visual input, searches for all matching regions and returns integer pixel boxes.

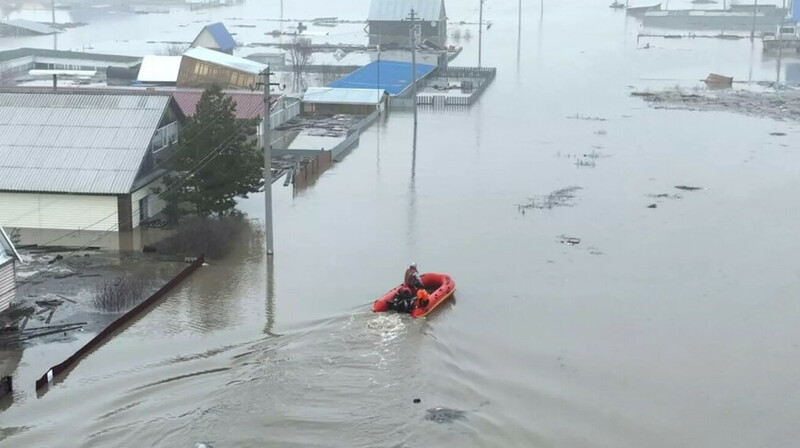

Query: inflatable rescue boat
[372,273,456,318]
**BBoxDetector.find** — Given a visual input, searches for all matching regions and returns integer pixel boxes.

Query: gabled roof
[0,91,172,195]
[195,22,237,51]
[368,0,446,22]
[0,225,20,266]
[303,87,386,105]
[183,47,266,75]
[172,90,277,119]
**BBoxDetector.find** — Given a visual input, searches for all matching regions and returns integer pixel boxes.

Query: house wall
[303,103,376,115]
[0,192,118,231]
[193,29,220,50]
[131,179,166,229]
[0,261,14,313]
[177,57,258,89]
[368,20,447,45]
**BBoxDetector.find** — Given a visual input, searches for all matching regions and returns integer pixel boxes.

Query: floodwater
[3,0,800,447]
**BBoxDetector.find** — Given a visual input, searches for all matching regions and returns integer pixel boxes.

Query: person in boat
[392,263,423,313]
[404,263,423,290]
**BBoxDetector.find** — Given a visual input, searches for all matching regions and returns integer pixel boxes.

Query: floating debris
[517,186,582,213]
[649,193,682,199]
[770,132,787,136]
[647,203,658,209]
[675,185,703,191]
[567,113,607,121]
[558,235,582,246]
[632,88,800,122]
[425,407,467,424]
[594,130,608,136]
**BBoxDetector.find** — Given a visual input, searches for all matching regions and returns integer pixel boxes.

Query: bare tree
[287,37,314,89]
[157,43,189,56]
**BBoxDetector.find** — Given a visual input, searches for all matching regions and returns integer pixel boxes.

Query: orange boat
[372,273,456,318]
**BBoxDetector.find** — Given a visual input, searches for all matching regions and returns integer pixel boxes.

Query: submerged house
[191,22,237,54]
[302,87,388,115]
[0,225,20,314]
[0,90,184,233]
[368,0,447,46]
[177,47,266,89]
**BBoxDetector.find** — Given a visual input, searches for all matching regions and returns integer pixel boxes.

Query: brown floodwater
[2,0,800,447]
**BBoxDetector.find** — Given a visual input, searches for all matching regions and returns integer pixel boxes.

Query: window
[139,196,149,222]
[231,73,239,85]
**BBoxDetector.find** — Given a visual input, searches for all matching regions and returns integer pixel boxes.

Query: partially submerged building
[177,47,266,89]
[0,225,20,314]
[0,90,183,233]
[330,60,436,96]
[0,19,58,37]
[368,0,447,46]
[0,48,141,86]
[136,55,182,85]
[302,87,387,114]
[191,22,237,54]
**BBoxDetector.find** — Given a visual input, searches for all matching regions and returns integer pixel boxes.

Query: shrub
[92,275,153,313]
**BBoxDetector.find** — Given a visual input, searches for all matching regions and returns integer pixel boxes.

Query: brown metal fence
[34,256,205,391]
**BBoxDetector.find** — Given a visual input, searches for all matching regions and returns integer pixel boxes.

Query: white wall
[0,192,118,231]
[193,30,220,50]
[131,179,166,229]
[0,261,15,313]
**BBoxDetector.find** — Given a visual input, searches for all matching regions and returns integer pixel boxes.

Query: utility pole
[751,0,758,41]
[260,68,279,256]
[408,9,418,139]
[479,0,484,68]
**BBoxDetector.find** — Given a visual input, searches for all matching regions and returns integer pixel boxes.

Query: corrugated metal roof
[330,60,436,96]
[368,0,445,22]
[303,87,385,105]
[204,22,237,51]
[0,225,20,264]
[2,19,58,35]
[137,55,182,83]
[0,92,170,195]
[183,47,266,75]
[172,90,275,119]
[0,47,141,64]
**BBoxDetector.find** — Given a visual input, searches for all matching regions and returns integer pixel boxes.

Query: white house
[0,90,183,235]
[0,225,20,313]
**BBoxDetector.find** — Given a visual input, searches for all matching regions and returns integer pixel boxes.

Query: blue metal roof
[330,60,436,96]
[205,22,236,51]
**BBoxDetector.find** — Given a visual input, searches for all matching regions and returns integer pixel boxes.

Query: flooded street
[3,0,800,446]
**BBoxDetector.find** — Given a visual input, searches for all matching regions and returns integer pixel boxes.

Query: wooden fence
[35,256,205,391]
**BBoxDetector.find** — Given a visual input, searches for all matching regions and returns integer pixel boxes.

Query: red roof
[172,90,277,120]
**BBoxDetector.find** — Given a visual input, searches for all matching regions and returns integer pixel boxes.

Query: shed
[330,60,436,96]
[137,55,182,84]
[191,22,237,54]
[303,87,387,114]
[0,225,20,313]
[368,0,447,46]
[178,47,266,89]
